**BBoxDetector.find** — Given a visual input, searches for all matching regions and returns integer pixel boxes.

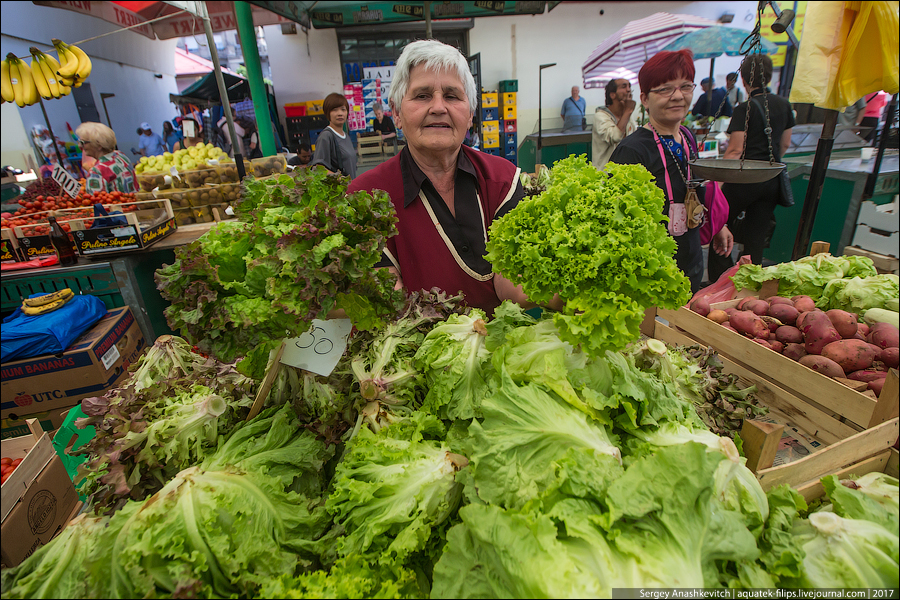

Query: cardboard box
[1,307,146,421]
[67,200,176,256]
[2,404,78,440]
[1,421,79,567]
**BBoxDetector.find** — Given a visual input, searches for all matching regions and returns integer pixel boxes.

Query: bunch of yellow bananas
[1,53,39,107]
[29,47,71,100]
[21,288,75,316]
[52,39,91,89]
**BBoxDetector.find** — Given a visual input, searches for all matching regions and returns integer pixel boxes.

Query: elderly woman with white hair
[348,39,556,314]
[74,122,137,194]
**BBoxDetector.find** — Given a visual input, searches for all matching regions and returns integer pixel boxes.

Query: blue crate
[484,147,502,156]
[481,107,498,122]
[505,132,517,146]
[309,129,324,144]
[505,141,518,155]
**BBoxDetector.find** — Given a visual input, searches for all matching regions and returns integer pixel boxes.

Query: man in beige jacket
[592,78,638,169]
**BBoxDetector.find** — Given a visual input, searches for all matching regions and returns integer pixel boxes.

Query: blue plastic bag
[1,295,108,362]
[89,203,128,228]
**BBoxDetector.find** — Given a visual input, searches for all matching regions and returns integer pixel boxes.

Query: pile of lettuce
[816,273,899,314]
[730,253,878,303]
[486,155,691,356]
[155,167,405,364]
[74,335,258,514]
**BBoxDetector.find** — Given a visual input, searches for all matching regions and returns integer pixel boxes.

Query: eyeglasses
[648,83,697,97]
[78,140,91,147]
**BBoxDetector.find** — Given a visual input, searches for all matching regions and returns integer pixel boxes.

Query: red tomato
[11,458,22,467]
[1,457,11,467]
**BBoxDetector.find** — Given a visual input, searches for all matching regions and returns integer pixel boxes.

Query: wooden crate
[842,245,899,274]
[654,306,899,433]
[651,318,900,497]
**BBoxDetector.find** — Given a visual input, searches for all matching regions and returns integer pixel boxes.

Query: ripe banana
[41,51,66,96]
[8,55,25,107]
[21,296,72,316]
[23,288,74,308]
[1,57,14,103]
[30,52,52,100]
[53,39,79,81]
[67,43,92,80]
[31,48,60,99]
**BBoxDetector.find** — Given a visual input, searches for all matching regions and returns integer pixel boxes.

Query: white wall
[469,1,762,137]
[1,1,180,169]
[262,25,344,126]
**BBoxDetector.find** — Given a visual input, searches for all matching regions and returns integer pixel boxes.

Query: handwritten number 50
[295,327,334,355]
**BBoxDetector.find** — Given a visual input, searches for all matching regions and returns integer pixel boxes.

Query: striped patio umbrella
[582,12,720,89]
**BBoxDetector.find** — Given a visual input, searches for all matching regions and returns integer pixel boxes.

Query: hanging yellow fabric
[790,0,899,110]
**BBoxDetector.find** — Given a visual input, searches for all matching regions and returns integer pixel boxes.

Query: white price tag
[52,164,81,199]
[100,344,121,370]
[280,319,353,376]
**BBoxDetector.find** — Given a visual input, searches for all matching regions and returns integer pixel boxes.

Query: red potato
[767,320,780,333]
[805,321,842,355]
[769,340,785,353]
[792,295,816,313]
[775,326,804,344]
[753,338,774,349]
[783,343,807,361]
[854,333,867,341]
[825,309,858,339]
[869,378,886,396]
[868,323,899,350]
[737,297,755,310]
[724,308,738,320]
[882,347,899,369]
[768,304,799,325]
[857,323,870,337]
[821,339,877,372]
[799,355,846,379]
[744,299,770,316]
[731,310,770,339]
[846,369,888,383]
[867,344,883,361]
[722,321,737,332]
[768,297,794,307]
[796,309,825,331]
[690,296,711,317]
[707,309,729,324]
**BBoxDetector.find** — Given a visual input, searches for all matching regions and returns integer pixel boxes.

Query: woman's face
[395,64,472,157]
[329,105,348,129]
[79,138,102,159]
[640,77,695,126]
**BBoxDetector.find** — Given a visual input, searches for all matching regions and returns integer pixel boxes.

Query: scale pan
[689,159,785,184]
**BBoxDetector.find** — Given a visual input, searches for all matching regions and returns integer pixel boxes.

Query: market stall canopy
[170,70,251,106]
[789,0,899,110]
[246,1,560,29]
[175,47,239,77]
[660,25,778,60]
[31,0,292,40]
[582,12,720,89]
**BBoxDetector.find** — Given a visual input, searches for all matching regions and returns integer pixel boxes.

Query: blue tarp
[1,295,107,362]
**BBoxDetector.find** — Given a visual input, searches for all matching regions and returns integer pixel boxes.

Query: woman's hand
[712,225,734,257]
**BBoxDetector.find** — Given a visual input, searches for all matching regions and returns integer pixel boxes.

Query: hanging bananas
[52,39,91,87]
[30,47,65,99]
[4,53,39,107]
[1,57,14,104]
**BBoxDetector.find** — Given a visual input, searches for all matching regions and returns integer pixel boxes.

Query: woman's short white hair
[389,40,477,116]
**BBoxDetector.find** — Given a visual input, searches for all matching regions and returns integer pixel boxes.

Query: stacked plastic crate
[481,90,500,156]
[499,80,518,165]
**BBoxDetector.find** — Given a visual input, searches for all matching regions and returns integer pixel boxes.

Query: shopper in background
[371,103,398,154]
[708,54,794,283]
[610,49,733,294]
[173,117,204,151]
[592,78,638,169]
[560,85,587,132]
[240,118,263,159]
[288,142,312,167]
[75,122,137,194]
[348,40,561,314]
[137,122,167,157]
[162,120,182,153]
[725,72,744,108]
[839,97,868,131]
[309,93,357,178]
[216,111,245,157]
[691,78,733,118]
[861,91,887,144]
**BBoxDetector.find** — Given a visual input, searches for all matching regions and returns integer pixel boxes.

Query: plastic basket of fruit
[137,171,173,192]
[177,167,220,189]
[215,183,241,205]
[251,155,287,178]
[214,160,252,183]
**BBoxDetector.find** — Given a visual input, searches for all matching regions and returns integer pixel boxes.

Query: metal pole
[234,1,277,156]
[201,1,245,178]
[791,109,838,260]
[424,1,432,38]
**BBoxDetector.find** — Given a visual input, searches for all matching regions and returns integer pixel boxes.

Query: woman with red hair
[610,49,732,293]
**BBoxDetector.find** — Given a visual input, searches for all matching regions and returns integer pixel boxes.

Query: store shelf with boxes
[285,100,328,151]
[481,82,518,164]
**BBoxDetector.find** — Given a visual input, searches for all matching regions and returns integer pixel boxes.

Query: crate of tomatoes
[1,188,143,260]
